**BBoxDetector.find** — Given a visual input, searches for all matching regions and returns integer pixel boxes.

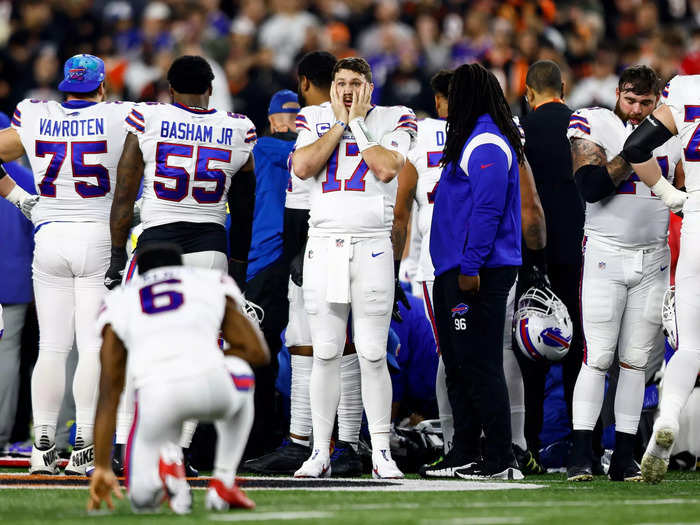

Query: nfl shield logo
[336,239,344,248]
[598,261,606,270]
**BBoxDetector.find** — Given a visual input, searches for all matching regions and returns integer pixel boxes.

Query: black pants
[434,266,518,467]
[242,257,290,457]
[515,262,584,454]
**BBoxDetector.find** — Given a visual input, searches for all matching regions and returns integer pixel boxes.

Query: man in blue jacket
[430,64,523,480]
[244,89,300,456]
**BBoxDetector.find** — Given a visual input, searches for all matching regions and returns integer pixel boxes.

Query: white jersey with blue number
[97,265,251,389]
[11,99,133,225]
[126,103,256,229]
[567,107,682,248]
[294,102,417,235]
[662,75,700,194]
[406,117,446,282]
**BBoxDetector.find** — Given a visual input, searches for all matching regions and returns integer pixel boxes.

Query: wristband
[6,184,29,208]
[349,117,378,152]
[334,120,347,130]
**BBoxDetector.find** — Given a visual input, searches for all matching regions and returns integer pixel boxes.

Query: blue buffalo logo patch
[451,303,470,318]
[68,68,87,80]
[540,327,571,348]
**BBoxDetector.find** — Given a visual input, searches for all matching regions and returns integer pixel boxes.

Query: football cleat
[455,460,524,480]
[294,449,331,478]
[205,478,255,511]
[371,449,404,479]
[65,444,95,476]
[29,443,59,475]
[418,451,477,479]
[641,426,676,484]
[607,451,642,482]
[330,440,363,477]
[567,464,593,482]
[513,444,544,475]
[158,442,192,515]
[242,439,309,475]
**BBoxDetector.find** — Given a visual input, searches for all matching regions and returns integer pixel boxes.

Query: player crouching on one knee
[87,243,269,514]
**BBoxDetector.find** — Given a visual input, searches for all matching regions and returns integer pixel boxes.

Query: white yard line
[208,511,334,521]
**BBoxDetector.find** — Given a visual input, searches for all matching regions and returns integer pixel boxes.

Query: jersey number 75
[36,140,109,198]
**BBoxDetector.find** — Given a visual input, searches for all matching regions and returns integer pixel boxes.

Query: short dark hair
[297,51,337,91]
[167,55,214,95]
[525,60,562,94]
[136,242,183,273]
[332,57,372,83]
[430,70,453,98]
[618,65,661,95]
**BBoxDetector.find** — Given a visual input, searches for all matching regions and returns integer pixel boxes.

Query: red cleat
[158,443,191,515]
[205,478,255,510]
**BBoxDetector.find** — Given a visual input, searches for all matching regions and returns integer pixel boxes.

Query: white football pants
[30,222,109,444]
[303,234,394,453]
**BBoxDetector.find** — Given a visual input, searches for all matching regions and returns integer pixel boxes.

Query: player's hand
[104,247,127,290]
[348,82,372,122]
[521,264,551,291]
[458,274,480,294]
[662,186,687,213]
[87,466,123,512]
[392,277,411,323]
[330,81,349,125]
[19,194,39,221]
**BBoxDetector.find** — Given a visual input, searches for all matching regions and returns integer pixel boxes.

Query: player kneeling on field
[87,243,269,514]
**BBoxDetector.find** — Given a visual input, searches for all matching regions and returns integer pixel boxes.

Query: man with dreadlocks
[429,63,525,480]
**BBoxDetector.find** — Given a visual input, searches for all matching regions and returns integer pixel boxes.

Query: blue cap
[58,54,105,93]
[268,89,299,115]
[387,329,401,371]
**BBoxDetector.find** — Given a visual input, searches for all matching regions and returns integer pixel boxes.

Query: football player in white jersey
[87,244,269,515]
[105,55,257,475]
[620,74,700,483]
[394,70,547,477]
[291,57,416,478]
[0,54,134,475]
[566,66,684,482]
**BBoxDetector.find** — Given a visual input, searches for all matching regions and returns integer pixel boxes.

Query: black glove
[290,239,307,287]
[392,260,411,323]
[228,258,248,293]
[104,247,127,290]
[516,248,550,299]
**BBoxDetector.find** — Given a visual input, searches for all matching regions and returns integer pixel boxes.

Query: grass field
[2,471,700,524]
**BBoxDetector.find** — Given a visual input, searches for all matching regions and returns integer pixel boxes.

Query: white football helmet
[514,286,572,362]
[662,286,677,351]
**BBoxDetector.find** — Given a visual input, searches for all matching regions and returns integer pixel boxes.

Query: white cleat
[158,442,192,515]
[65,444,94,476]
[641,426,676,484]
[294,449,331,478]
[372,449,404,479]
[29,444,59,475]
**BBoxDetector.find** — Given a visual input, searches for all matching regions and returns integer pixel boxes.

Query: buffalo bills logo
[540,327,571,348]
[68,68,87,80]
[451,303,470,318]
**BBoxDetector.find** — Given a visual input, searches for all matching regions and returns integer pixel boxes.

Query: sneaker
[242,439,310,475]
[206,478,255,510]
[65,444,94,476]
[294,449,331,478]
[330,441,363,477]
[29,443,59,475]
[641,426,676,484]
[566,464,593,482]
[112,444,125,476]
[455,460,524,480]
[371,449,404,479]
[513,445,544,475]
[607,451,642,482]
[418,450,478,478]
[183,450,199,478]
[158,442,192,515]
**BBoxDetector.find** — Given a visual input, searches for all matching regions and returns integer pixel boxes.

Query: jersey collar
[61,100,98,109]
[532,98,564,111]
[172,102,217,115]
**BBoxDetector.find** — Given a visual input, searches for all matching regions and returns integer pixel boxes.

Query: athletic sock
[572,363,606,431]
[614,366,645,435]
[34,424,56,449]
[289,354,313,443]
[309,356,342,455]
[570,429,593,466]
[657,350,700,431]
[357,355,392,451]
[614,430,636,460]
[178,420,198,449]
[338,353,362,449]
[503,347,527,450]
[74,424,94,449]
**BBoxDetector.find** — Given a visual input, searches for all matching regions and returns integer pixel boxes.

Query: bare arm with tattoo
[571,137,632,187]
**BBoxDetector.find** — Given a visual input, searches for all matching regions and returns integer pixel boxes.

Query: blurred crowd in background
[1,0,700,138]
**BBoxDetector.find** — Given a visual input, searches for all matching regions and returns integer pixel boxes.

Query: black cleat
[418,450,478,479]
[183,449,199,478]
[608,451,642,482]
[241,439,310,475]
[567,464,593,482]
[455,460,524,480]
[513,444,544,475]
[330,441,363,477]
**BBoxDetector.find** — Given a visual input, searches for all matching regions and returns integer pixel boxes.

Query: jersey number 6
[139,279,184,315]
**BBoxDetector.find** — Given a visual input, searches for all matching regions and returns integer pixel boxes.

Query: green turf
[3,472,700,524]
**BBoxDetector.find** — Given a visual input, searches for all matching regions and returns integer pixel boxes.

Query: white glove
[651,176,687,213]
[6,185,38,221]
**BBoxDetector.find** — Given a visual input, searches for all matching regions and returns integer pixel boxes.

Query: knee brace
[355,342,386,363]
[586,349,614,372]
[313,341,343,361]
[619,347,650,371]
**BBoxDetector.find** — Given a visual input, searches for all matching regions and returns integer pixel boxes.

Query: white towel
[326,235,352,303]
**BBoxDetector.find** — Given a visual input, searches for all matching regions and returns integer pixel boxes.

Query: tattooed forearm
[571,138,607,172]
[607,155,633,185]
